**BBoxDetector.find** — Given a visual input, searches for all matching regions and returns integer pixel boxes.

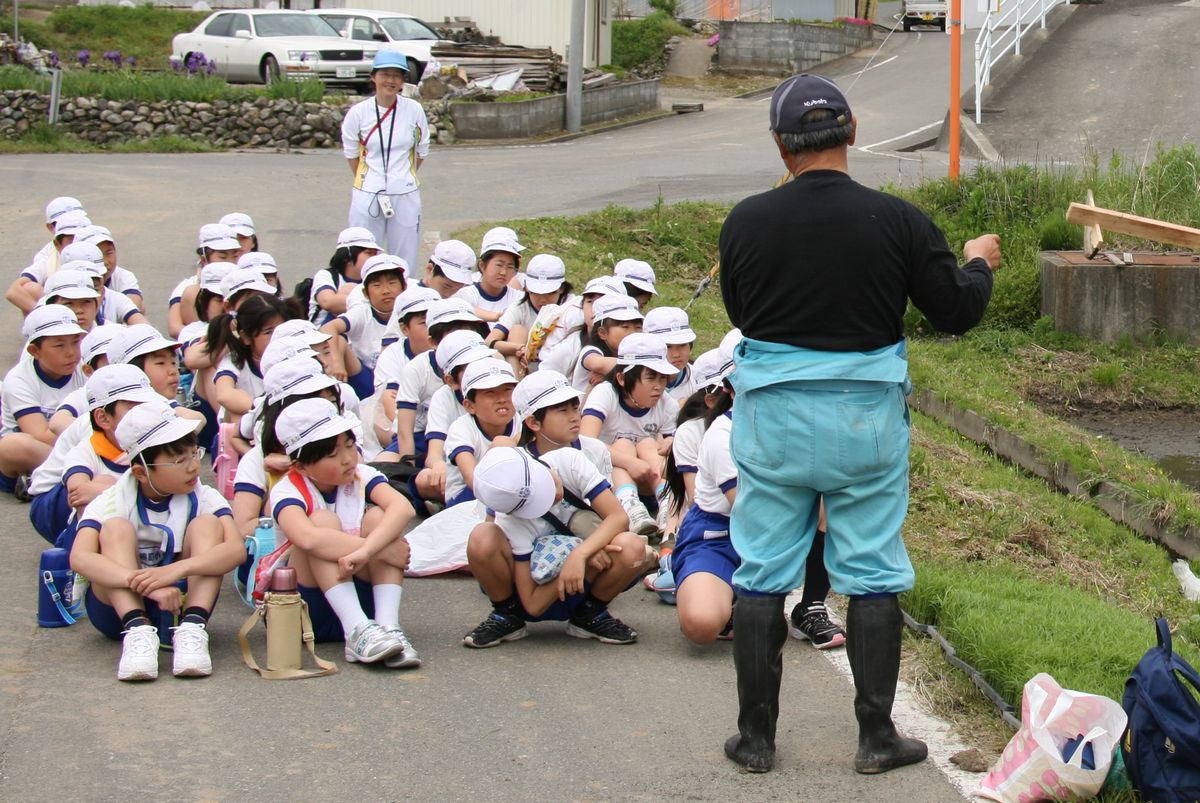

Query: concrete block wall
[718,20,874,74]
[451,79,660,139]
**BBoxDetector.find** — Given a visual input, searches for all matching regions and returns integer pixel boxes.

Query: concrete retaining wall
[717,20,873,74]
[1040,250,1200,345]
[450,78,660,140]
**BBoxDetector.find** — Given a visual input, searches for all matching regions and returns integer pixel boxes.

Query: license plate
[336,67,356,79]
[921,13,934,18]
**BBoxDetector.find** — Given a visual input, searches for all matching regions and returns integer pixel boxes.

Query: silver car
[171,10,377,86]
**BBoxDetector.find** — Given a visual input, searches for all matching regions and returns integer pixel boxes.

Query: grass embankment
[451,149,1200,735]
[2,5,205,70]
[0,122,214,154]
[0,65,327,104]
[611,11,693,71]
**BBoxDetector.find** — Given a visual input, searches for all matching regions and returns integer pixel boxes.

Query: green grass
[612,11,693,70]
[1,6,206,70]
[0,122,214,153]
[0,65,327,104]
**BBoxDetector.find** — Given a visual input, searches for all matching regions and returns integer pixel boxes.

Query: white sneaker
[623,498,659,537]
[345,620,403,664]
[383,627,422,669]
[117,624,160,682]
[171,621,212,677]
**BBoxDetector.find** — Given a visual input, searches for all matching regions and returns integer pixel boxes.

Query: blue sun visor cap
[372,51,409,73]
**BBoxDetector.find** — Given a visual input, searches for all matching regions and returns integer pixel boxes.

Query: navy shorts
[446,486,476,508]
[298,577,376,643]
[672,506,739,589]
[85,580,188,645]
[479,574,590,623]
[347,365,375,403]
[30,484,71,545]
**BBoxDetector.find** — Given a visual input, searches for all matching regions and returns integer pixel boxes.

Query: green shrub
[612,11,691,70]
[0,65,326,104]
[0,6,206,69]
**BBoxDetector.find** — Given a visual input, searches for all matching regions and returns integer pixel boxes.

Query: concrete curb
[449,109,676,147]
[910,388,1200,560]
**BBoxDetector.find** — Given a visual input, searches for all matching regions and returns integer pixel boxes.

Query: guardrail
[973,0,1070,123]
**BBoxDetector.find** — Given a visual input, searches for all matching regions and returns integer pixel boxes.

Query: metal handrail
[973,0,1069,123]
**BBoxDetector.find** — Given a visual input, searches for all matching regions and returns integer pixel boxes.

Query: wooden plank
[1066,202,1200,249]
[1082,190,1104,258]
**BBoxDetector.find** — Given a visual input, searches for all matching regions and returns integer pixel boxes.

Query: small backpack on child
[1121,618,1200,803]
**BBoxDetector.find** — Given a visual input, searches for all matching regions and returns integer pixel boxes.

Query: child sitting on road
[444,358,522,507]
[269,398,419,668]
[321,254,408,400]
[613,258,657,310]
[486,254,573,376]
[456,227,522,324]
[308,227,380,326]
[70,401,243,681]
[570,293,643,393]
[644,306,698,401]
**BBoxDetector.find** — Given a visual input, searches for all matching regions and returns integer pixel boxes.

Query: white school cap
[643,306,696,345]
[276,397,357,456]
[513,369,581,421]
[693,349,729,388]
[430,239,477,284]
[461,357,518,396]
[472,446,556,520]
[435,330,494,375]
[480,226,525,256]
[582,275,627,298]
[613,259,657,295]
[198,222,241,252]
[426,297,481,330]
[116,399,203,460]
[220,212,255,238]
[220,267,275,300]
[43,269,100,301]
[362,253,411,283]
[108,323,179,365]
[260,338,318,375]
[23,304,86,341]
[58,241,105,269]
[85,364,161,411]
[271,319,330,347]
[45,196,84,224]
[199,262,234,295]
[237,251,278,275]
[77,225,114,247]
[592,293,643,324]
[53,210,91,238]
[265,356,338,405]
[616,332,677,376]
[524,254,566,294]
[81,324,123,365]
[336,226,380,251]
[718,328,743,378]
[59,259,104,281]
[394,286,440,319]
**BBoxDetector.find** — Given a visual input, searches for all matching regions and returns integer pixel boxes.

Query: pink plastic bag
[977,673,1127,802]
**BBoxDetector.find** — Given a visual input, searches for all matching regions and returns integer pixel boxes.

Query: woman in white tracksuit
[341,50,430,271]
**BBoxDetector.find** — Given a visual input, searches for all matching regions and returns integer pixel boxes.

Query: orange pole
[948,0,962,180]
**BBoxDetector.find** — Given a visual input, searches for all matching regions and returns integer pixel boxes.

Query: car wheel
[939,18,947,31]
[902,18,912,31]
[407,58,421,81]
[261,54,281,85]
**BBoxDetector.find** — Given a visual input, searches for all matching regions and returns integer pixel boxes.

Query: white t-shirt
[671,417,705,477]
[177,321,208,350]
[693,413,737,517]
[269,463,387,536]
[98,289,140,326]
[308,271,360,327]
[424,384,464,443]
[374,338,418,393]
[494,447,611,558]
[540,334,583,384]
[340,97,430,195]
[569,344,607,393]
[54,386,89,418]
[455,282,518,322]
[526,435,613,479]
[1,358,86,434]
[20,242,57,283]
[395,350,443,436]
[581,382,679,445]
[665,363,698,402]
[169,274,199,308]
[107,266,142,298]
[214,354,265,402]
[29,414,91,495]
[61,437,130,486]
[337,303,393,371]
[443,414,522,504]
[494,295,536,338]
[79,472,231,568]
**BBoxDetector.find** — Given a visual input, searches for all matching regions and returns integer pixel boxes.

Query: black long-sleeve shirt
[719,170,993,351]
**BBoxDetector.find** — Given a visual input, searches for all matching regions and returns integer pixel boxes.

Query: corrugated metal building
[339,1,613,68]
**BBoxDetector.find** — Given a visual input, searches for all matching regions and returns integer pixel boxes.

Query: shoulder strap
[287,468,315,515]
[238,599,338,680]
[41,571,84,625]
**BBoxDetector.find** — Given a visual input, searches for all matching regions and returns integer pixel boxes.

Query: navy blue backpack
[1121,619,1200,803]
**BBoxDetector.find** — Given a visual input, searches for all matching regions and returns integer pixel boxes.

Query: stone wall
[450,78,660,140]
[717,20,874,74]
[0,90,457,148]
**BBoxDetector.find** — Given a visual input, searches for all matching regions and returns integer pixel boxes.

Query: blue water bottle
[38,547,80,627]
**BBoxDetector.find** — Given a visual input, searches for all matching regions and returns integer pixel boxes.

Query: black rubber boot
[847,594,928,774]
[724,594,787,773]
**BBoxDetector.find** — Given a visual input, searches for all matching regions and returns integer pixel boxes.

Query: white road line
[848,54,899,76]
[858,120,943,154]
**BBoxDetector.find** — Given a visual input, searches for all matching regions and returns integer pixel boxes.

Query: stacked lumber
[430,43,564,92]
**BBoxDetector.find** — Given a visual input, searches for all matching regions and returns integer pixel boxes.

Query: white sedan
[172,10,377,86]
[310,9,455,81]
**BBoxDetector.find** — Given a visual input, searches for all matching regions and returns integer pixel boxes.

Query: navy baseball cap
[769,74,852,134]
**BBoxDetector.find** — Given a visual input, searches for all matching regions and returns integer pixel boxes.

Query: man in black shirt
[718,74,1000,775]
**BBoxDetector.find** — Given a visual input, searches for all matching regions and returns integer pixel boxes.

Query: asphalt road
[0,28,980,801]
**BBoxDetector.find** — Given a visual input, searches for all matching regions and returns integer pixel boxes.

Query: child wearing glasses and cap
[269,398,419,668]
[70,401,243,681]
